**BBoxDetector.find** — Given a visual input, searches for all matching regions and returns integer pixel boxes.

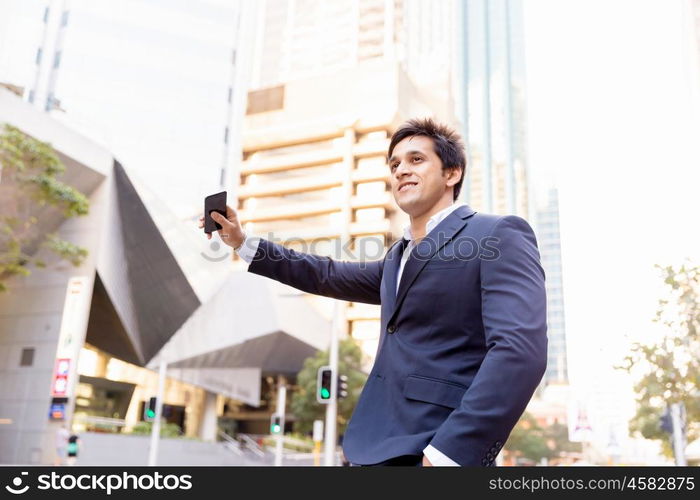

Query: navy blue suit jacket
[247,205,547,466]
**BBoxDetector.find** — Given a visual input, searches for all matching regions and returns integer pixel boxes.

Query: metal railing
[234,433,266,458]
[217,430,244,456]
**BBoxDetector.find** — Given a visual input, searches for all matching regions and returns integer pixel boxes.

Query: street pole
[274,376,286,467]
[671,402,687,466]
[147,359,167,466]
[323,300,340,466]
[313,420,324,466]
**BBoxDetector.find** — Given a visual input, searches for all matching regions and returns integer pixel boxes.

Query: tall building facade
[457,0,567,385]
[457,0,529,218]
[536,188,568,384]
[233,0,460,362]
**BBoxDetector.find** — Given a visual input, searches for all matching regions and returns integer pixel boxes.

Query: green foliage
[261,433,314,452]
[545,421,583,455]
[618,262,700,457]
[505,413,552,463]
[130,421,184,438]
[290,338,368,436]
[0,124,90,292]
[505,413,582,463]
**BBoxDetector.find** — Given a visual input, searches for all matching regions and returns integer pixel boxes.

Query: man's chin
[396,199,421,215]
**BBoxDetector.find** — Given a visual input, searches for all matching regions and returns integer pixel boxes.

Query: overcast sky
[523,0,700,423]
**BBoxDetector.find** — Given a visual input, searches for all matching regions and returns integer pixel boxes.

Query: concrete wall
[0,88,111,464]
[0,180,109,464]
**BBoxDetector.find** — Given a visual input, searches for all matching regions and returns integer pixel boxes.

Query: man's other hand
[198,204,245,249]
[422,455,433,467]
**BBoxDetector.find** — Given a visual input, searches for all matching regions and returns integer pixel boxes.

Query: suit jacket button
[387,324,396,333]
[495,441,502,447]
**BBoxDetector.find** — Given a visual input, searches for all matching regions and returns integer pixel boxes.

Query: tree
[544,420,582,455]
[619,262,699,457]
[0,124,89,292]
[504,412,552,463]
[290,337,368,436]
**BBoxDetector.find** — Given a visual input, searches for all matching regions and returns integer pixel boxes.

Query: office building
[536,188,568,384]
[234,0,460,363]
[457,0,529,217]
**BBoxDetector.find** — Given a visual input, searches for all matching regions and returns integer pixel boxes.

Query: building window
[43,7,49,23]
[53,51,61,69]
[223,126,229,144]
[246,85,284,115]
[28,89,35,103]
[61,10,69,27]
[227,86,233,103]
[35,48,42,65]
[20,348,34,367]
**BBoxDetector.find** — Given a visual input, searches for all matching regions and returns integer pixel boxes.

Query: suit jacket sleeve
[428,215,548,465]
[247,238,384,305]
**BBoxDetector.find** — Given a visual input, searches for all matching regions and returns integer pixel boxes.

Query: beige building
[228,0,463,363]
[234,57,457,362]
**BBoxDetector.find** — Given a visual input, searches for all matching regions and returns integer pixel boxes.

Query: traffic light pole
[274,377,287,466]
[671,402,687,465]
[147,358,167,466]
[323,300,340,466]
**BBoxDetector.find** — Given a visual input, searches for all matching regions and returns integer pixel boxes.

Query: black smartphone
[204,191,227,234]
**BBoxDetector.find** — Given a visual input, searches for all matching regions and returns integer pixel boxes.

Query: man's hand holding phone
[198,204,246,250]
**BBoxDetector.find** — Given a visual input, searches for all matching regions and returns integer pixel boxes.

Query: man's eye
[412,157,422,162]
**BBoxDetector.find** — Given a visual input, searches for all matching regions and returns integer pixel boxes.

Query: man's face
[388,135,460,216]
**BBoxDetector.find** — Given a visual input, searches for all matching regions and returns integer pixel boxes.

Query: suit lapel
[382,237,408,315]
[388,204,476,326]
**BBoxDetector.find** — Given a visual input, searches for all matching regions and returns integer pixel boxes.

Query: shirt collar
[402,202,467,242]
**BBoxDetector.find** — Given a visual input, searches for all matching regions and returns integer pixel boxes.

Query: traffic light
[317,366,333,404]
[270,414,283,435]
[144,397,157,422]
[660,406,673,434]
[337,374,348,400]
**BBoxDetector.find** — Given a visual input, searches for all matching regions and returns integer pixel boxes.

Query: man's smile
[398,181,419,193]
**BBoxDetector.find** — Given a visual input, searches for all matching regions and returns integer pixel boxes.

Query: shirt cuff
[423,444,460,466]
[234,232,261,265]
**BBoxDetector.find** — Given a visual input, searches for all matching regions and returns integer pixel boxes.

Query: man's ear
[444,166,462,187]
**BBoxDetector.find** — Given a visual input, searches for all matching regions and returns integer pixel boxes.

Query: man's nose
[394,161,412,178]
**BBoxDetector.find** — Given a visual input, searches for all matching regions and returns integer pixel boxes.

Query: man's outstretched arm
[201,206,383,305]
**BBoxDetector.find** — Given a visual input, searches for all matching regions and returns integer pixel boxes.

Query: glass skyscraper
[536,188,568,384]
[457,0,529,218]
[457,0,568,385]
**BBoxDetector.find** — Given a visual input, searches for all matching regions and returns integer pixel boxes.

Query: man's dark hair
[387,117,466,201]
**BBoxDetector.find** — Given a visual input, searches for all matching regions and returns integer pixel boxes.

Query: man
[199,118,547,466]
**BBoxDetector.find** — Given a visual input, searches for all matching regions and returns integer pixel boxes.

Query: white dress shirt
[235,202,467,466]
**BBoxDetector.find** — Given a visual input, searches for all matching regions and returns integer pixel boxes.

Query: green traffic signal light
[270,414,283,434]
[320,387,330,399]
[145,397,157,421]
